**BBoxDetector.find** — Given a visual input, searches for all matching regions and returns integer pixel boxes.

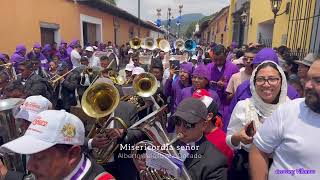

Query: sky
[116,0,229,22]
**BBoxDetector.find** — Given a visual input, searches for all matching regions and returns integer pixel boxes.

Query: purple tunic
[26,51,49,70]
[11,45,27,71]
[67,40,79,55]
[208,60,239,120]
[176,87,221,111]
[56,46,73,70]
[223,80,300,132]
[164,76,191,113]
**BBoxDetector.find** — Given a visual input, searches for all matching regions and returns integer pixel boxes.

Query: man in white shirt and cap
[70,44,82,68]
[0,110,114,180]
[85,46,100,67]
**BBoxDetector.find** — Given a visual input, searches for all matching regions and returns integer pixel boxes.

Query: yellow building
[0,0,164,55]
[209,6,230,46]
[232,0,320,57]
[195,6,230,46]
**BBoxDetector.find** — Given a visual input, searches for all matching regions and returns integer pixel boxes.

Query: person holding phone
[226,61,290,180]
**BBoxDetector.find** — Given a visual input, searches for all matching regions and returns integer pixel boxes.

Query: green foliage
[185,21,197,38]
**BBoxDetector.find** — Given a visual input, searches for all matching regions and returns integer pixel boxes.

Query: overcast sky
[116,0,229,22]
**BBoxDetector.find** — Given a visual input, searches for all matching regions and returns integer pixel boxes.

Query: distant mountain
[161,13,205,37]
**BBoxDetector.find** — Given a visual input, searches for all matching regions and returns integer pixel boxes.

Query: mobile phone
[245,121,255,137]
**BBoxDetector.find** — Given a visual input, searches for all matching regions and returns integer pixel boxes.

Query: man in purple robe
[207,44,239,121]
[27,43,49,70]
[164,62,193,113]
[41,44,52,61]
[11,44,27,72]
[56,44,72,70]
[67,40,79,56]
[223,48,300,131]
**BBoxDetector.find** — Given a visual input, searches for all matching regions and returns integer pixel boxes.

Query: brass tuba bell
[130,37,142,49]
[81,82,128,164]
[132,72,158,97]
[174,38,185,51]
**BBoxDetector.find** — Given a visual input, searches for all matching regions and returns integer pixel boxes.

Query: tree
[185,21,197,39]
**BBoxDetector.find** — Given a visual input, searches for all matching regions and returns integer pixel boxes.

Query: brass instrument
[184,39,197,51]
[174,38,185,51]
[144,37,157,51]
[132,72,158,97]
[130,106,192,180]
[0,63,16,81]
[49,67,76,90]
[0,98,25,172]
[81,82,128,164]
[130,37,142,49]
[107,70,126,86]
[158,39,170,53]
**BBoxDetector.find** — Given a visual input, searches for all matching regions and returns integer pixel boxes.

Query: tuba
[157,39,170,53]
[144,37,157,51]
[132,72,158,97]
[174,38,185,51]
[130,106,192,180]
[130,37,142,50]
[0,98,25,172]
[81,82,128,164]
[184,39,197,51]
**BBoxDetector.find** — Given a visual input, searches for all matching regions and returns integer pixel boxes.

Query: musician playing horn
[0,110,115,180]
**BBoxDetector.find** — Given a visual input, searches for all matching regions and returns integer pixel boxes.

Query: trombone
[49,67,76,90]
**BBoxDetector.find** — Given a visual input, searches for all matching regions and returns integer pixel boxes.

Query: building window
[129,26,134,38]
[40,22,60,46]
[80,14,102,46]
[221,34,224,44]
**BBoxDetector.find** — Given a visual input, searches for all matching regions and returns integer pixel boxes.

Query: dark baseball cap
[172,98,208,124]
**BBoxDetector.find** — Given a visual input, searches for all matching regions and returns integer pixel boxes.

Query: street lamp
[178,4,183,38]
[270,0,291,23]
[240,11,248,24]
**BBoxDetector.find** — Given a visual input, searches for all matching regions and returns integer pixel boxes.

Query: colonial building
[228,0,320,57]
[195,6,230,46]
[0,0,164,54]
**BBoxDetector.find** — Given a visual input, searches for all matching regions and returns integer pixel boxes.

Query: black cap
[172,98,208,124]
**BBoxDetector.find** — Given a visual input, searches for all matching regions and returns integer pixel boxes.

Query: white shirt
[226,99,264,152]
[89,56,100,67]
[254,98,320,180]
[71,49,81,67]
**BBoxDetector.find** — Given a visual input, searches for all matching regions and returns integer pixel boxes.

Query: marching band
[0,36,319,180]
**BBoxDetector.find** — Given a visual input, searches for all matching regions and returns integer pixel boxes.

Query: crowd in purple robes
[11,44,27,72]
[207,60,239,121]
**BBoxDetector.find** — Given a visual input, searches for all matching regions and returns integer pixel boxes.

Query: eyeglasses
[255,77,280,86]
[192,76,205,81]
[174,117,196,129]
[243,56,254,61]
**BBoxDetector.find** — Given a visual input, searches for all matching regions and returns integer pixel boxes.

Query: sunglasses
[174,117,196,129]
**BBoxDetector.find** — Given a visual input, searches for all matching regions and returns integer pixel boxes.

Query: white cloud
[116,0,229,22]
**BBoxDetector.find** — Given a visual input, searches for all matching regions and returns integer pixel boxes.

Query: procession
[0,0,320,180]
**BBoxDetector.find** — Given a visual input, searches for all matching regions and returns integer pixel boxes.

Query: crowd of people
[0,38,319,180]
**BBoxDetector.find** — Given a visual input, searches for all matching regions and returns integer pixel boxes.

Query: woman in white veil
[226,60,290,179]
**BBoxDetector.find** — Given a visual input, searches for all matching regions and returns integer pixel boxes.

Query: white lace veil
[249,60,288,119]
